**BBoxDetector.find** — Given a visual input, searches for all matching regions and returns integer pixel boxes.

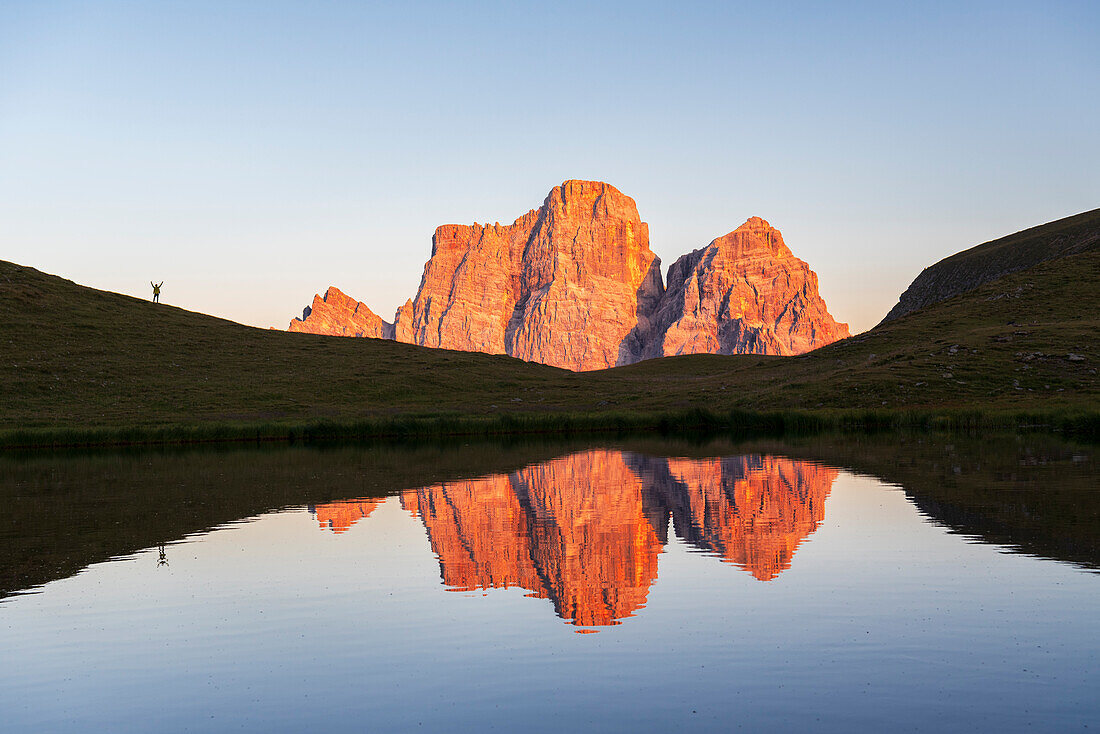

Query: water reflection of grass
[2,433,1095,603]
[754,432,1100,573]
[0,440,587,600]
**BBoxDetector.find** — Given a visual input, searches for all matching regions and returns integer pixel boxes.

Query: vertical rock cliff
[394,180,664,371]
[645,217,849,358]
[287,182,849,368]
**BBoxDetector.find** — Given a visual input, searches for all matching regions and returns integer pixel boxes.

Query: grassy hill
[882,206,1100,322]
[1,249,1098,446]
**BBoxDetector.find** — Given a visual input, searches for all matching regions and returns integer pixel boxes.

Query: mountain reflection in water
[313,498,385,534]
[311,450,836,627]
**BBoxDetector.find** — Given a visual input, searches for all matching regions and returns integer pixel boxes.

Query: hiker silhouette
[151,281,163,303]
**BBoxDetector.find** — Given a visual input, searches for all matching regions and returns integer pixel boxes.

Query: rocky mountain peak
[288,181,848,367]
[288,286,393,339]
[710,217,794,259]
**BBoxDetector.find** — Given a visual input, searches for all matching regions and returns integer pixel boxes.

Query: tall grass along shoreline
[3,407,1097,451]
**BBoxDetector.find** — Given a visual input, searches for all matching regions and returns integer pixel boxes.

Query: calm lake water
[1,434,1097,732]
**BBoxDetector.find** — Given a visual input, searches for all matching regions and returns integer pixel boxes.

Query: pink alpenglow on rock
[646,217,849,358]
[288,286,394,339]
[394,180,664,371]
[286,183,849,369]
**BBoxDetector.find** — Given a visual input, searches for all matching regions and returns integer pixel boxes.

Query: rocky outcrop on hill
[394,180,663,371]
[882,207,1100,323]
[288,180,848,369]
[644,217,849,357]
[288,286,393,339]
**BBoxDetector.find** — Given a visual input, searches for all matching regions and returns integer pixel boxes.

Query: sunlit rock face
[645,217,849,358]
[310,498,384,534]
[629,454,837,581]
[287,183,847,367]
[402,450,662,627]
[288,286,394,339]
[394,180,664,370]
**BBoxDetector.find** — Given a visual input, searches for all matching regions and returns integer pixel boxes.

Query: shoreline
[3,406,1098,451]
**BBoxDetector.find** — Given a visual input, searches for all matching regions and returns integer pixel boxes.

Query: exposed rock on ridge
[288,181,848,369]
[645,217,849,358]
[881,206,1100,323]
[288,286,393,339]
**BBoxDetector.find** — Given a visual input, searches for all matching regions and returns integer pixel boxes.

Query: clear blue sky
[2,1,1098,333]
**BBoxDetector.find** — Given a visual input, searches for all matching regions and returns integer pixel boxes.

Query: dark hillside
[882,207,1100,323]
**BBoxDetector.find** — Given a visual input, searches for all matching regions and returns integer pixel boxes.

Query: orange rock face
[288,286,394,339]
[646,217,849,357]
[394,180,664,370]
[394,450,837,627]
[287,182,848,368]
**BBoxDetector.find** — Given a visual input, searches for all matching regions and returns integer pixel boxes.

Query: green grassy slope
[596,251,1099,414]
[882,206,1100,322]
[1,251,1097,444]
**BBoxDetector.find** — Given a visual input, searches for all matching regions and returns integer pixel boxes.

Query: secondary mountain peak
[288,286,393,339]
[714,217,794,258]
[644,217,848,358]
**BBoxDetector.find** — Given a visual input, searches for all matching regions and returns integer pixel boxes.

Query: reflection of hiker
[151,281,163,303]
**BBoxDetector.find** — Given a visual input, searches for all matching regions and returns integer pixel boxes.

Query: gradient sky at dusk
[2,1,1098,333]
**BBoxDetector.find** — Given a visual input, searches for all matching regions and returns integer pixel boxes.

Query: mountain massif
[2,201,1096,448]
[289,180,849,370]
